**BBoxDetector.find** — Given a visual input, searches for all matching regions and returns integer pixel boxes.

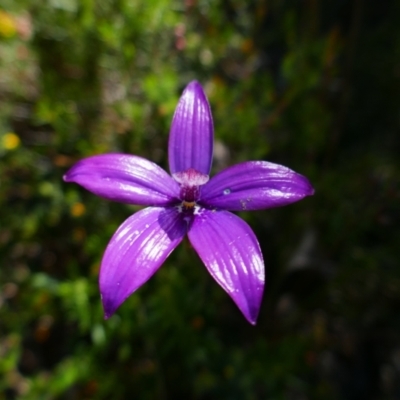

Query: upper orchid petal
[100,206,187,318]
[64,154,180,206]
[168,81,214,175]
[200,161,314,211]
[187,209,264,324]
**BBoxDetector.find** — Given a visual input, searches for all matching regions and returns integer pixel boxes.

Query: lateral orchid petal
[100,207,187,318]
[188,209,264,324]
[64,154,180,206]
[200,161,314,211]
[168,81,214,175]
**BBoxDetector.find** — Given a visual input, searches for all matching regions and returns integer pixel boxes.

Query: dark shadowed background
[0,1,399,399]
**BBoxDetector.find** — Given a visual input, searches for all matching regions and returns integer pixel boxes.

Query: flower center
[172,168,209,212]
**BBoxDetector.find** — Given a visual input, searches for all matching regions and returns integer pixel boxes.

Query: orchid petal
[100,207,186,318]
[168,81,214,175]
[188,209,264,324]
[64,154,179,206]
[200,161,314,211]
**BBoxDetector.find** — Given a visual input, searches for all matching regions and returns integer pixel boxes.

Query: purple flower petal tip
[101,296,114,320]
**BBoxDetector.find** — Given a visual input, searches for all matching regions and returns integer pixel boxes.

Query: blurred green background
[0,1,399,399]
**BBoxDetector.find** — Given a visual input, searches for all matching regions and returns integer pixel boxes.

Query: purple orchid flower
[64,81,314,324]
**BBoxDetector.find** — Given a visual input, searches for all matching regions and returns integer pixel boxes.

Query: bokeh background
[0,1,399,399]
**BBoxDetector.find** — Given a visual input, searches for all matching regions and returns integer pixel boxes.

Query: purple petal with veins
[100,207,187,318]
[168,81,214,175]
[188,209,264,324]
[64,154,180,206]
[200,161,314,211]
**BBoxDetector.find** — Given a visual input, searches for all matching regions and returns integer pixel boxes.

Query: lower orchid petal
[64,154,180,206]
[188,209,265,324]
[100,207,186,318]
[200,161,314,211]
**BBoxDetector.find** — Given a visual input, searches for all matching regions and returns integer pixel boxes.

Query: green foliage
[1,0,400,399]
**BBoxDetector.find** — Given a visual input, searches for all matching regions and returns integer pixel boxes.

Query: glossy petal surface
[188,209,264,324]
[64,154,179,206]
[201,161,314,211]
[100,207,186,318]
[168,81,214,175]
